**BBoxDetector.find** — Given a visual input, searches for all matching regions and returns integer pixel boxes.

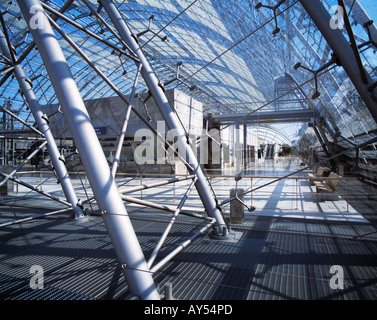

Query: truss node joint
[255,0,286,36]
[293,53,340,99]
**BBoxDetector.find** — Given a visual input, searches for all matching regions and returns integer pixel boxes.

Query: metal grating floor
[1,159,377,300]
[1,203,377,300]
[154,216,377,300]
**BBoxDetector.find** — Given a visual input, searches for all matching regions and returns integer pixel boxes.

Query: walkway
[0,157,377,299]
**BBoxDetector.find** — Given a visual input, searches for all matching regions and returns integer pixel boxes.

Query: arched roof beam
[299,0,377,124]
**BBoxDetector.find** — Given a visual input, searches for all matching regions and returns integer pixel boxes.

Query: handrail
[14,170,360,181]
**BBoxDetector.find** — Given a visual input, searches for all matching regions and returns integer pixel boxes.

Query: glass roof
[1,0,377,146]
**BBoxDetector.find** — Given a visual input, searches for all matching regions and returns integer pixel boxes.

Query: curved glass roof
[249,125,294,146]
[0,0,376,147]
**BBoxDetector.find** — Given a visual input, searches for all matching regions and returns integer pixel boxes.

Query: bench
[308,166,328,184]
[314,172,342,201]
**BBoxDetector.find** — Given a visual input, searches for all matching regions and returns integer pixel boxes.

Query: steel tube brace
[17,0,160,300]
[0,29,84,220]
[299,0,377,124]
[100,0,229,238]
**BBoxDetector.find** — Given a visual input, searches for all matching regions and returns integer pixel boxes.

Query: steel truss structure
[0,0,377,299]
[1,0,234,300]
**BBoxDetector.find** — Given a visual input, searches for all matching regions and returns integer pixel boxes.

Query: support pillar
[243,124,248,169]
[0,29,84,220]
[100,0,229,237]
[229,188,245,224]
[17,0,160,300]
[235,122,241,174]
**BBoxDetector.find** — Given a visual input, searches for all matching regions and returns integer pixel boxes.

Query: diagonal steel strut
[100,0,230,238]
[0,28,85,220]
[299,0,377,124]
[17,0,160,300]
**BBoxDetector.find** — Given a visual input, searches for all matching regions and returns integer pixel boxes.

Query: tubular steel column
[243,124,248,169]
[0,29,84,220]
[299,0,377,124]
[100,0,229,237]
[235,122,241,174]
[17,0,160,300]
